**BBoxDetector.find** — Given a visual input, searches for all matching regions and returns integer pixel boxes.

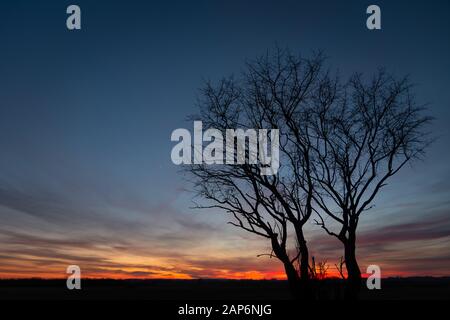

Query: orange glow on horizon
[0,253,446,280]
[0,266,426,280]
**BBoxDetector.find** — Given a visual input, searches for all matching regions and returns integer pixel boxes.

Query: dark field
[0,278,448,300]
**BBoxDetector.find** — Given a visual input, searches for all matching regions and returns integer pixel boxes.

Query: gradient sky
[0,0,449,279]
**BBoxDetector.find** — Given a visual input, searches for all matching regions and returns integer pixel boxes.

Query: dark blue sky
[0,0,449,278]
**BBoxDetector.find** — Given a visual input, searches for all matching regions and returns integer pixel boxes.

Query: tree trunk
[283,261,299,283]
[282,261,303,299]
[270,236,302,298]
[297,232,310,280]
[294,228,314,299]
[344,231,361,300]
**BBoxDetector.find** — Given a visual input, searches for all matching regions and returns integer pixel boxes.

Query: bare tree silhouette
[187,48,432,299]
[310,256,329,280]
[335,256,346,280]
[188,49,328,298]
[309,70,433,297]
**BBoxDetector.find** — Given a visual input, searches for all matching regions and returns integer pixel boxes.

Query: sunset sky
[0,0,449,279]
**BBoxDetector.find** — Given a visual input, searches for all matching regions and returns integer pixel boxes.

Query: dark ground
[0,278,448,300]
